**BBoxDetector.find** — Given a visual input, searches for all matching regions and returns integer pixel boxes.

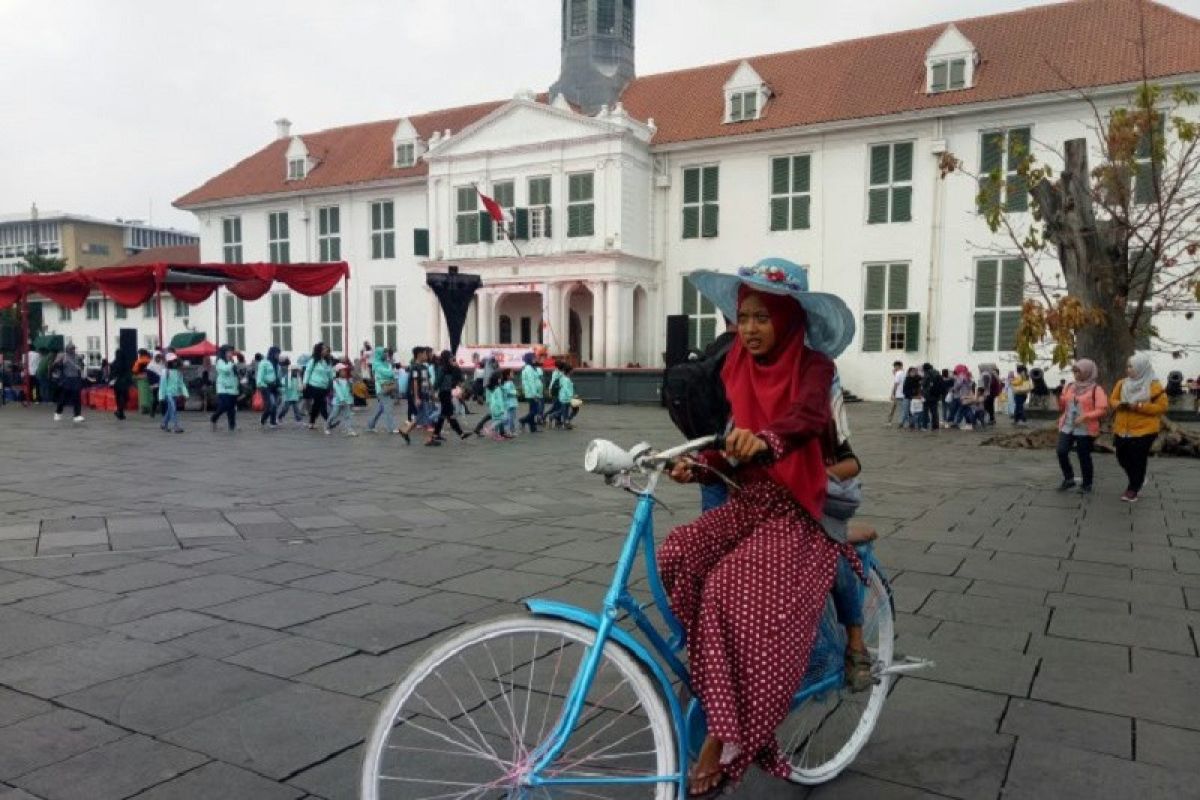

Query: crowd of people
[9,339,583,446]
[885,360,1037,431]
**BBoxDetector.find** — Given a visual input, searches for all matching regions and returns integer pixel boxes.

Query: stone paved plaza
[0,401,1198,799]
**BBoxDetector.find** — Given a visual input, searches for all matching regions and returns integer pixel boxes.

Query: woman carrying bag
[1110,353,1168,502]
[1055,359,1108,494]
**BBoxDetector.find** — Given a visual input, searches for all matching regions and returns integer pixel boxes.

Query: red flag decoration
[478,190,505,224]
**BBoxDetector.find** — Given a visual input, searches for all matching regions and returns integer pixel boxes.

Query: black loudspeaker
[665,315,689,367]
[119,328,138,358]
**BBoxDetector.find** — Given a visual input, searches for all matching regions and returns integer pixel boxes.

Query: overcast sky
[3,0,1198,233]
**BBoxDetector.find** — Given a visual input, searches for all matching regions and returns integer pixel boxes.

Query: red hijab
[720,287,827,518]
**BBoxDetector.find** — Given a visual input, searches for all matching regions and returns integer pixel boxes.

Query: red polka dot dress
[659,435,842,783]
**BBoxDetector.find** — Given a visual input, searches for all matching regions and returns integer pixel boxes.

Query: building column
[546,282,566,353]
[427,289,441,349]
[589,280,607,367]
[605,280,623,368]
[474,291,488,345]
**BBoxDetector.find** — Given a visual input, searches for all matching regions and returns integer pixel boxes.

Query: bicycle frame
[522,468,893,796]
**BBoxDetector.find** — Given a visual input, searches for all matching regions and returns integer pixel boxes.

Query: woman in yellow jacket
[1111,353,1168,503]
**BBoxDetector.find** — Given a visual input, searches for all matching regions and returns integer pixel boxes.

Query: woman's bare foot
[688,735,724,796]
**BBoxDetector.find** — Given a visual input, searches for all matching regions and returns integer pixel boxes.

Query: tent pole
[19,293,30,404]
[156,283,164,353]
[342,273,349,358]
[103,297,109,361]
[215,286,220,347]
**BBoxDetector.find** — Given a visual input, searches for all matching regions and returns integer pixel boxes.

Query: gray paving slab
[1136,720,1200,775]
[288,570,378,594]
[13,734,207,800]
[0,524,39,542]
[38,517,105,535]
[108,530,179,551]
[60,561,199,593]
[1033,659,1200,730]
[0,577,67,604]
[1004,739,1195,799]
[206,587,367,629]
[162,683,376,780]
[285,744,362,800]
[168,621,285,659]
[0,607,101,659]
[1001,698,1133,758]
[288,603,457,654]
[1048,606,1194,653]
[0,633,183,698]
[59,656,287,735]
[0,709,124,781]
[132,760,306,800]
[224,635,356,677]
[0,687,52,728]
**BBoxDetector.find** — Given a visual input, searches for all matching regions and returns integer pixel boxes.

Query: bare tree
[940,52,1199,389]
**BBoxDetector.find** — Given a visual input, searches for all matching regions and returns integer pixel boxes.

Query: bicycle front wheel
[779,567,895,785]
[361,615,678,800]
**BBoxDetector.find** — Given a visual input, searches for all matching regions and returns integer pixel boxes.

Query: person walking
[158,353,186,433]
[303,343,334,428]
[979,364,999,425]
[325,363,358,436]
[52,344,85,423]
[950,365,973,428]
[899,366,921,430]
[1010,365,1032,426]
[278,364,303,424]
[209,345,239,432]
[1056,359,1109,494]
[428,350,471,445]
[256,346,282,428]
[1111,354,1168,502]
[397,347,432,444]
[111,348,133,421]
[518,352,544,432]
[367,347,399,434]
[886,360,904,425]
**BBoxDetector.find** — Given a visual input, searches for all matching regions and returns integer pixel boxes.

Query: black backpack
[663,333,734,439]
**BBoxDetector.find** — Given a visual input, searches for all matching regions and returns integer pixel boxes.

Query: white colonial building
[52,0,1200,396]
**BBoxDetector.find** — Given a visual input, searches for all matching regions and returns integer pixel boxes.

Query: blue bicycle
[362,435,929,799]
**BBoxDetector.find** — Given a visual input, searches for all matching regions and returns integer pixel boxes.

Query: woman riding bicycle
[659,258,859,796]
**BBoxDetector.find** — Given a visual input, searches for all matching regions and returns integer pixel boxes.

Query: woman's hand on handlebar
[723,428,769,462]
[668,457,697,483]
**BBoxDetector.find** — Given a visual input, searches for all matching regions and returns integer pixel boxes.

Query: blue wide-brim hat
[687,258,855,358]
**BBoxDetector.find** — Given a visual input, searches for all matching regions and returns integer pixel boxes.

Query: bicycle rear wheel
[361,615,678,799]
[779,567,894,785]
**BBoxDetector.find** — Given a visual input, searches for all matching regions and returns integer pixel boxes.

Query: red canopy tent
[173,340,219,359]
[0,261,349,397]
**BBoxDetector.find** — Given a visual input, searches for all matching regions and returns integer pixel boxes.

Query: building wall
[61,222,127,269]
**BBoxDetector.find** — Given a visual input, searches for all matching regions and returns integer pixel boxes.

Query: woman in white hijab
[1111,353,1168,502]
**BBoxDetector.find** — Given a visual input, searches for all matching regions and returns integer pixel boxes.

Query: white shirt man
[887,361,904,424]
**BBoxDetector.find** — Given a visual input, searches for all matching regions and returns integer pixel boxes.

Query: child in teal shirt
[502,369,519,435]
[326,363,357,436]
[484,372,509,439]
[279,367,302,423]
[158,354,186,433]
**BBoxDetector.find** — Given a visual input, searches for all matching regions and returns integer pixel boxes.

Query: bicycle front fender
[524,598,689,794]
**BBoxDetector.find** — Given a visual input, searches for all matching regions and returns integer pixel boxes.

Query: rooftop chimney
[275,118,292,140]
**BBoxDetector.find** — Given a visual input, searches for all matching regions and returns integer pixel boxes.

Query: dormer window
[284,135,310,181]
[729,91,758,122]
[925,24,977,95]
[394,142,415,168]
[723,60,768,124]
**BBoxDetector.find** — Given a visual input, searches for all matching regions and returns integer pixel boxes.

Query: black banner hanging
[426,267,481,354]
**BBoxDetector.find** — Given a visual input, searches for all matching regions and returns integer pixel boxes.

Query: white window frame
[728,89,759,122]
[270,291,292,351]
[222,216,243,263]
[490,180,515,240]
[85,335,102,366]
[372,286,398,351]
[58,305,72,322]
[861,262,918,353]
[224,295,245,351]
[928,57,968,93]
[370,200,395,259]
[320,288,344,354]
[268,211,290,263]
[978,126,1032,214]
[85,299,100,320]
[566,172,595,238]
[681,165,719,239]
[142,300,157,319]
[317,206,341,262]
[528,176,551,239]
[394,141,415,168]
[287,157,306,180]
[866,141,915,225]
[173,300,188,318]
[113,304,127,320]
[455,187,480,245]
[768,154,811,232]
[681,275,723,350]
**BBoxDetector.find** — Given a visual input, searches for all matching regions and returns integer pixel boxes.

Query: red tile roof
[176,0,1200,206]
[105,244,201,268]
[625,0,1200,144]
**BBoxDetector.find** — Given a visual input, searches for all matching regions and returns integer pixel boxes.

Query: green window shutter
[931,61,947,92]
[975,260,998,308]
[384,202,394,229]
[892,142,913,182]
[973,311,996,351]
[867,188,889,224]
[869,145,890,186]
[891,186,912,222]
[978,175,1000,214]
[730,93,742,121]
[904,312,920,352]
[682,206,699,239]
[544,206,552,237]
[701,204,719,238]
[1134,161,1155,204]
[529,177,550,206]
[371,202,382,230]
[743,92,757,120]
[771,157,789,195]
[478,211,495,243]
[1000,258,1024,306]
[371,234,382,260]
[1005,174,1029,212]
[279,213,288,238]
[268,214,278,240]
[980,132,1004,173]
[949,59,966,89]
[997,310,1022,350]
[791,195,810,230]
[568,205,580,237]
[513,208,529,240]
[682,168,700,204]
[580,204,595,236]
[864,264,886,311]
[1007,127,1031,170]
[329,238,341,261]
[413,228,429,257]
[280,242,290,263]
[681,276,697,315]
[792,155,810,193]
[770,197,789,231]
[862,314,883,352]
[702,166,719,202]
[493,182,514,209]
[887,263,909,310]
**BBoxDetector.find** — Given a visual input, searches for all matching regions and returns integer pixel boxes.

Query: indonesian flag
[478,189,506,224]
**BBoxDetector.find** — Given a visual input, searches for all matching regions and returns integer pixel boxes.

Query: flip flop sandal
[687,768,731,799]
